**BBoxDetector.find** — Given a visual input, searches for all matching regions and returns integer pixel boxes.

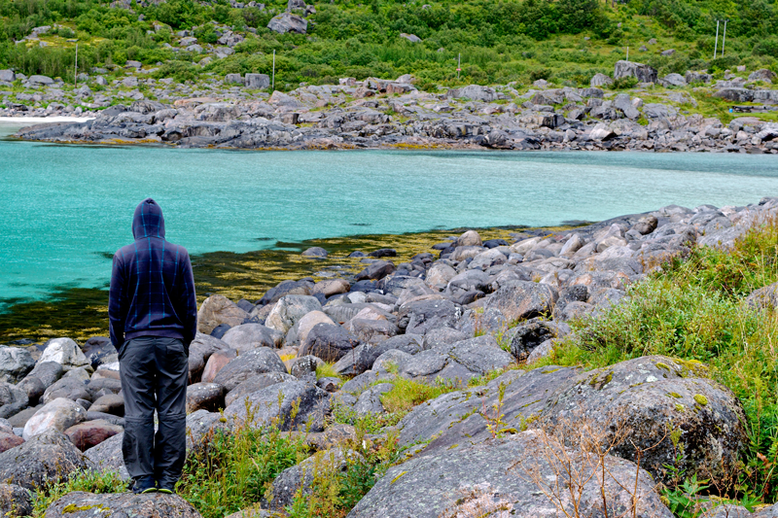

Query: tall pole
[457,53,461,80]
[713,20,719,59]
[626,46,629,61]
[721,20,728,57]
[74,43,78,86]
[272,49,275,91]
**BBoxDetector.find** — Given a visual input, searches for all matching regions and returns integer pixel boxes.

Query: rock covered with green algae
[44,492,202,518]
[540,355,747,487]
[348,430,673,518]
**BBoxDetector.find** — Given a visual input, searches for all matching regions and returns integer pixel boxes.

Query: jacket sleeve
[179,249,198,348]
[108,253,126,348]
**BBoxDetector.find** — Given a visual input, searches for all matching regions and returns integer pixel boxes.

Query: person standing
[109,198,197,494]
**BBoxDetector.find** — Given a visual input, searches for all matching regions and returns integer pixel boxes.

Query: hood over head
[132,198,165,239]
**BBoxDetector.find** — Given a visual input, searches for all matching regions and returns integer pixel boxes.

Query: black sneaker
[132,477,157,495]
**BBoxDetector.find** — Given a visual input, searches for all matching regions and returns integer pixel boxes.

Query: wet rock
[223,380,330,432]
[0,346,35,384]
[44,492,202,518]
[349,430,671,518]
[186,382,226,413]
[198,295,249,334]
[0,430,87,490]
[64,419,123,451]
[212,348,288,391]
[23,397,87,440]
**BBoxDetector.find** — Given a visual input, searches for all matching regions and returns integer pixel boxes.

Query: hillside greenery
[0,0,776,91]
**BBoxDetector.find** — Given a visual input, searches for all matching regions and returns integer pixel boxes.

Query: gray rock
[659,73,687,87]
[42,376,91,404]
[300,323,360,362]
[29,74,54,85]
[333,334,422,376]
[746,282,778,310]
[0,430,87,491]
[345,318,398,344]
[614,93,639,119]
[212,348,288,391]
[39,338,89,371]
[355,260,396,281]
[397,299,462,335]
[188,333,229,378]
[748,69,777,83]
[225,372,298,407]
[186,382,225,413]
[590,73,613,88]
[541,355,747,486]
[349,431,671,518]
[447,85,498,102]
[0,347,35,384]
[509,319,564,361]
[0,483,32,517]
[484,280,557,323]
[221,324,282,351]
[246,73,270,89]
[265,295,322,334]
[43,492,202,518]
[64,419,123,452]
[614,60,658,84]
[185,410,233,452]
[301,246,328,258]
[0,382,29,420]
[288,355,323,378]
[661,48,676,56]
[267,12,308,34]
[223,380,330,432]
[0,70,15,82]
[23,397,87,440]
[685,71,712,84]
[88,394,124,416]
[267,448,354,511]
[400,33,422,43]
[353,383,394,416]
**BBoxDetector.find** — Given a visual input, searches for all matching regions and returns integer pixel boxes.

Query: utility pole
[721,20,728,57]
[272,49,275,90]
[713,20,719,59]
[626,46,629,61]
[74,43,78,86]
[457,53,461,80]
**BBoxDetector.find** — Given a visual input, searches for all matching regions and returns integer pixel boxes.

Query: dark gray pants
[119,336,188,488]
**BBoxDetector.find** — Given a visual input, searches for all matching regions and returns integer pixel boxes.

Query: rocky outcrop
[44,492,202,518]
[614,60,658,84]
[0,430,88,490]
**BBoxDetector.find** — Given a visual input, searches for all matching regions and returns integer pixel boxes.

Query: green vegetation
[30,469,127,517]
[544,215,778,503]
[0,0,776,90]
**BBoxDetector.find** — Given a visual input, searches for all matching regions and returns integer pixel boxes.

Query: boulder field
[3,196,778,516]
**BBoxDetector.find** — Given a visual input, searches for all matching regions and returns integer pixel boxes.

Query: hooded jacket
[109,198,197,351]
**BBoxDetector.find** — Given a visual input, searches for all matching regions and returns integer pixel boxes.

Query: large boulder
[84,432,127,480]
[300,323,360,362]
[212,348,288,391]
[39,338,89,371]
[590,73,613,88]
[186,382,225,413]
[0,483,32,517]
[348,431,671,518]
[223,380,330,432]
[447,85,498,102]
[225,372,297,407]
[541,356,748,486]
[265,295,322,334]
[485,280,557,324]
[659,73,687,87]
[44,492,202,518]
[614,60,658,84]
[0,431,24,453]
[0,346,35,384]
[0,430,87,490]
[355,260,396,281]
[746,282,778,310]
[221,324,282,351]
[267,448,354,511]
[614,93,639,119]
[23,397,87,440]
[267,12,308,34]
[42,376,91,404]
[197,294,249,334]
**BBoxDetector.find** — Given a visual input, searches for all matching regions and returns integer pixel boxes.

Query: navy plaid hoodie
[109,198,197,350]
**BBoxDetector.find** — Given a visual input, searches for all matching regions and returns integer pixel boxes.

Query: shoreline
[5,77,778,153]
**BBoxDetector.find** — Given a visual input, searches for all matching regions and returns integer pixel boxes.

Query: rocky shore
[2,196,778,517]
[5,60,778,152]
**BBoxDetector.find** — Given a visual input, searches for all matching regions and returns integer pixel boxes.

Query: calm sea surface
[2,123,778,311]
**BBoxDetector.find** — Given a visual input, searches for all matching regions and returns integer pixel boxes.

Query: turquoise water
[2,131,778,309]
